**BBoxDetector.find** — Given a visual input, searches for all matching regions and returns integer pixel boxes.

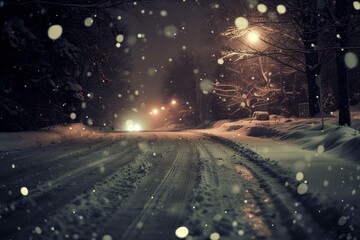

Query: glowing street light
[171,100,177,105]
[247,31,260,44]
[152,108,159,115]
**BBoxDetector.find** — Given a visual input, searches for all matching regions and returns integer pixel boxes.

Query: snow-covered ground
[0,110,359,239]
[0,123,120,152]
[197,106,360,234]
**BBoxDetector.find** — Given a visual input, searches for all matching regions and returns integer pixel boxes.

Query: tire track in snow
[103,136,196,240]
[0,136,154,239]
[0,137,127,203]
[201,133,343,239]
[199,142,288,239]
[31,150,159,240]
[187,142,268,239]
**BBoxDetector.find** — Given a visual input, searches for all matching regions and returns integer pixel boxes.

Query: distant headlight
[125,119,141,132]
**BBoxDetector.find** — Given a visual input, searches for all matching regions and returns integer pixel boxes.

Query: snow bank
[202,133,357,238]
[205,107,360,162]
[248,120,360,160]
[156,122,188,131]
[0,123,110,152]
[197,106,360,235]
[247,124,279,138]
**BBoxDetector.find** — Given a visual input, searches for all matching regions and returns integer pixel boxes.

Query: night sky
[116,2,215,129]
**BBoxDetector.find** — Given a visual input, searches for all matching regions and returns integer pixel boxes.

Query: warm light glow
[171,100,177,105]
[153,108,159,115]
[161,106,165,110]
[125,119,142,132]
[134,124,141,131]
[247,32,260,43]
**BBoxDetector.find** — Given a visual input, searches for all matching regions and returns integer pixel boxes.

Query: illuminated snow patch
[354,1,360,10]
[211,3,220,9]
[296,172,304,181]
[116,34,124,43]
[160,10,168,17]
[34,226,42,234]
[323,180,329,187]
[317,145,325,154]
[87,118,93,126]
[102,235,112,240]
[235,17,248,30]
[175,226,189,238]
[127,35,137,45]
[200,79,213,94]
[297,183,308,195]
[304,153,312,162]
[210,232,220,240]
[137,33,145,39]
[344,52,358,69]
[217,58,224,65]
[48,25,63,40]
[138,142,149,152]
[148,68,156,76]
[231,184,240,194]
[164,25,178,38]
[277,5,286,14]
[70,113,76,120]
[84,17,94,27]
[20,187,29,196]
[338,216,347,226]
[257,4,267,13]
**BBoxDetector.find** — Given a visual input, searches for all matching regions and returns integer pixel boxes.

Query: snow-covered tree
[210,0,359,124]
[0,0,133,130]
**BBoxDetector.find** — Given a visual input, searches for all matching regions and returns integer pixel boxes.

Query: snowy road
[0,131,355,239]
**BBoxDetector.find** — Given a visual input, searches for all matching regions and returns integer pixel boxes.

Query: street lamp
[247,31,260,44]
[171,100,177,105]
[152,108,159,115]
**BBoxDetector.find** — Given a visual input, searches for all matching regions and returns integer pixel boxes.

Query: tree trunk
[336,49,351,126]
[301,0,321,117]
[336,0,351,126]
[304,63,321,117]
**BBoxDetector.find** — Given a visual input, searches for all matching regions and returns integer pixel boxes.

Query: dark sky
[115,1,215,129]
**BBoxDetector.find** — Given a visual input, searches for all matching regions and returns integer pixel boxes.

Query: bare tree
[212,57,286,117]
[214,0,359,125]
